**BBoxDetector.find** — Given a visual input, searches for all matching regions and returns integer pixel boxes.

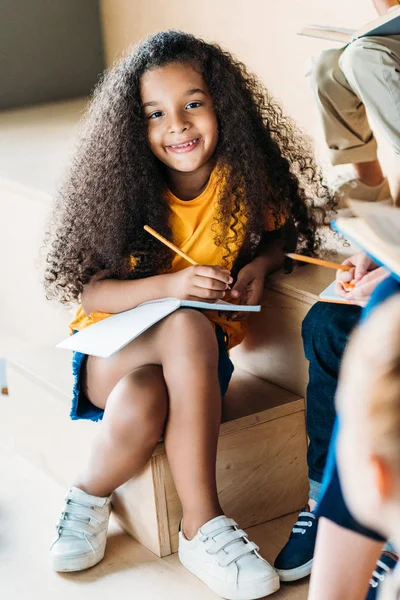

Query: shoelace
[198,521,260,568]
[290,510,315,535]
[369,559,392,589]
[57,497,106,539]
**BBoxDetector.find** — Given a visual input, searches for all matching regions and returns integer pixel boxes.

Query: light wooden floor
[0,436,308,600]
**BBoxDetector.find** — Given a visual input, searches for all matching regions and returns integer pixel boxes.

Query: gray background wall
[0,0,105,110]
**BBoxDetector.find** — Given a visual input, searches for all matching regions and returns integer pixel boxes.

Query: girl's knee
[107,366,167,442]
[162,309,217,350]
[160,310,219,375]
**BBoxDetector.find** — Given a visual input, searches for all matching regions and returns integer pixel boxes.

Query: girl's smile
[167,136,201,153]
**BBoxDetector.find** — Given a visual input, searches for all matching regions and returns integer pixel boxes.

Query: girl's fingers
[193,266,233,285]
[192,286,226,301]
[194,276,229,291]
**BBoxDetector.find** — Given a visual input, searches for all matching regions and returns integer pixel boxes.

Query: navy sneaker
[365,552,398,600]
[274,506,318,582]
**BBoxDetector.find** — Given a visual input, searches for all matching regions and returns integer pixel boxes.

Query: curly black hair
[44,29,334,304]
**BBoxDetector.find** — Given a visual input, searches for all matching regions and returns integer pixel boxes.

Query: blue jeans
[302,301,361,500]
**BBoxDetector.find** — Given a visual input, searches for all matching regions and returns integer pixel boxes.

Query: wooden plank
[152,454,172,557]
[112,465,162,557]
[219,399,304,437]
[266,264,334,304]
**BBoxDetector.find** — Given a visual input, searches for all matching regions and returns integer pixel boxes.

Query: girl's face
[141,62,219,176]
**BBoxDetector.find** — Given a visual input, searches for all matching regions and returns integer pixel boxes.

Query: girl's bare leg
[157,310,224,539]
[308,518,384,600]
[75,365,168,497]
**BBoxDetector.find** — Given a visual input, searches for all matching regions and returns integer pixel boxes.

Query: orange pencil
[286,253,352,271]
[144,225,198,266]
[286,253,355,290]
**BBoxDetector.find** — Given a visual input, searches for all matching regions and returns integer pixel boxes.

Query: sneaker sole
[276,558,313,582]
[179,553,280,600]
[50,548,105,572]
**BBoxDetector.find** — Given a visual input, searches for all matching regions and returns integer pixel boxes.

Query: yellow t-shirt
[68,168,281,349]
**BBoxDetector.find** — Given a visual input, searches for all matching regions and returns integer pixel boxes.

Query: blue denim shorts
[70,324,234,422]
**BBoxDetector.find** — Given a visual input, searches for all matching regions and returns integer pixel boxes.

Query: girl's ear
[370,454,394,503]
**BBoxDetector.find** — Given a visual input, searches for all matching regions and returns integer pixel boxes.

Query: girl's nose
[168,113,190,135]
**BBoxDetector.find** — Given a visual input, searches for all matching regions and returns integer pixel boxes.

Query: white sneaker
[334,177,392,217]
[50,487,111,572]
[178,515,280,600]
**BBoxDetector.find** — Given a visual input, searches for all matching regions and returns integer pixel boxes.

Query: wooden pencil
[144,225,198,266]
[286,253,352,271]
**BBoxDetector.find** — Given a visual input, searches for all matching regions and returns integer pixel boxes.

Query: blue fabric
[70,324,234,422]
[316,277,400,539]
[302,301,361,484]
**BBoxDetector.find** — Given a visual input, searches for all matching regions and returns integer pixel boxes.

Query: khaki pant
[309,35,400,165]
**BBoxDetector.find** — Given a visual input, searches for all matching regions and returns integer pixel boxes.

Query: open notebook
[319,281,353,305]
[57,298,261,358]
[333,200,400,282]
[319,281,368,306]
[299,6,400,44]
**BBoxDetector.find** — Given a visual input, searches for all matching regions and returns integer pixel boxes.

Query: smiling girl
[44,30,332,599]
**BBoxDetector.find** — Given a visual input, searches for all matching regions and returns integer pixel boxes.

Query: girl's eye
[149,111,164,119]
[186,101,202,110]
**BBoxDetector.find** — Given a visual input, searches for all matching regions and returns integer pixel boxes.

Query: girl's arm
[81,267,233,315]
[251,228,286,276]
[81,272,174,315]
[230,229,285,304]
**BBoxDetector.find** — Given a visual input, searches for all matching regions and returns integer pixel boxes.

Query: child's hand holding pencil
[143,225,233,303]
[334,252,389,304]
[286,251,390,305]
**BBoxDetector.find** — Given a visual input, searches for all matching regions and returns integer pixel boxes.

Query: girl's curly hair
[44,29,334,304]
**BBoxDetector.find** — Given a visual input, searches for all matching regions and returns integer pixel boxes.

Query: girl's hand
[224,262,265,321]
[167,265,233,302]
[335,252,388,305]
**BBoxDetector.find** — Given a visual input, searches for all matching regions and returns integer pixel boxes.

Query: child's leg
[51,329,170,572]
[157,310,223,539]
[75,309,222,519]
[75,365,168,497]
[151,310,280,598]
